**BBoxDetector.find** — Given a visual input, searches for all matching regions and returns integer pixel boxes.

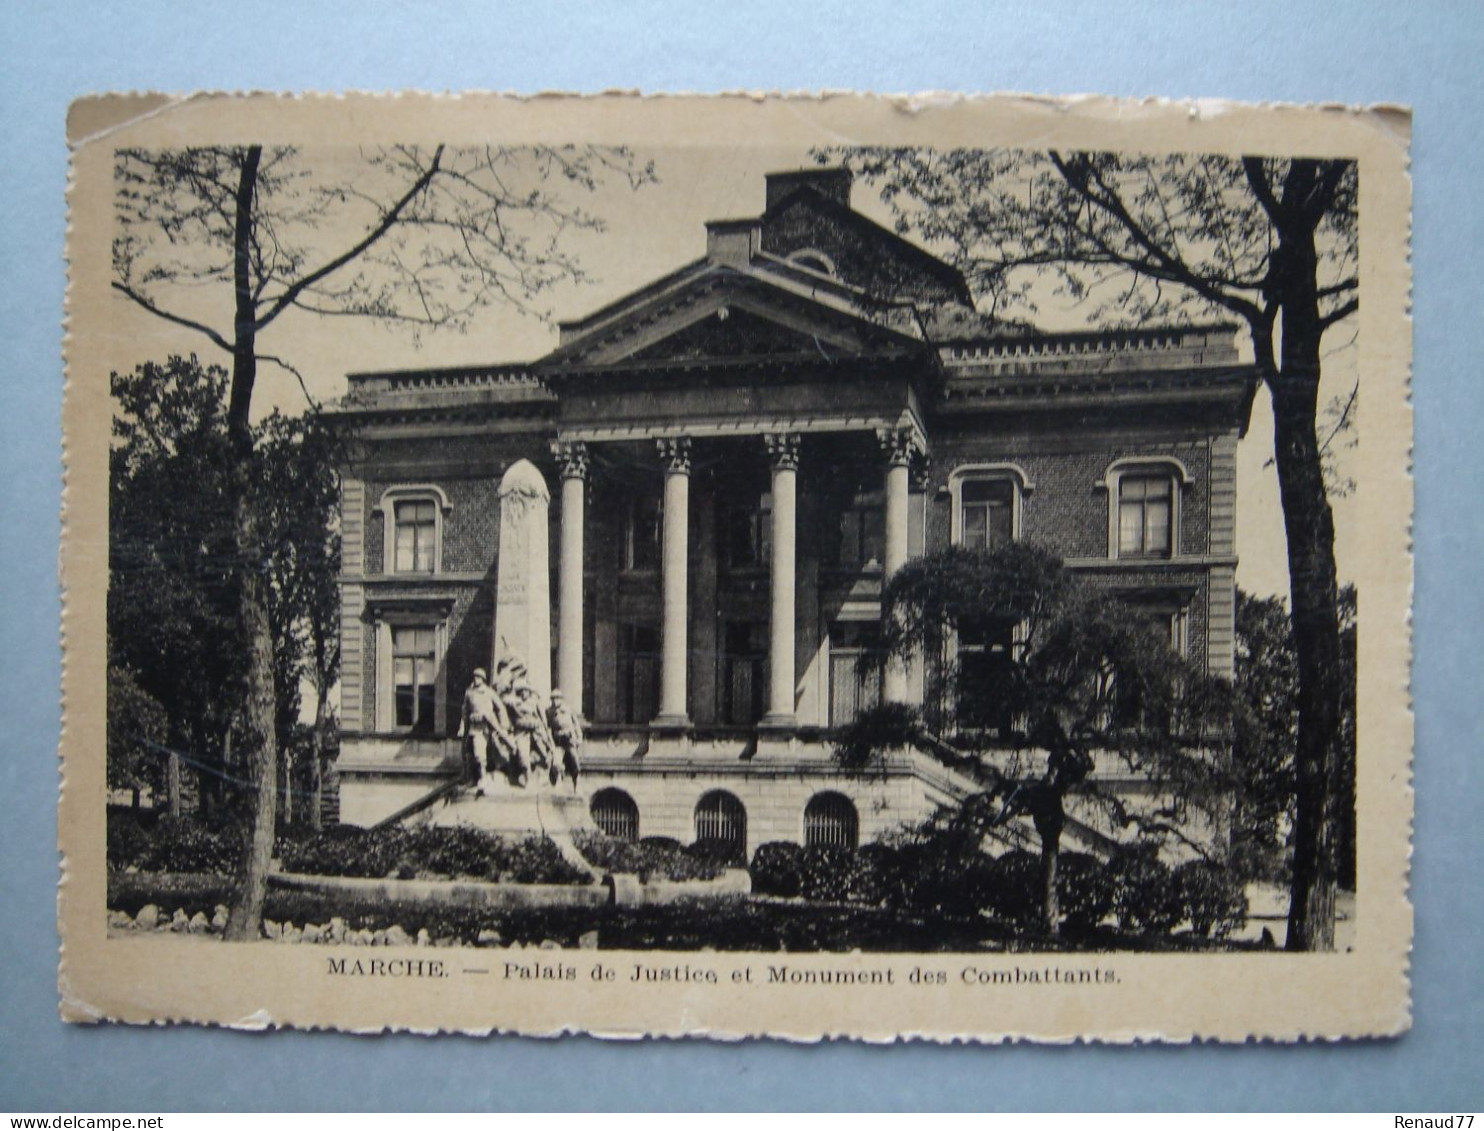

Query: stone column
[552,440,589,717]
[879,427,916,703]
[763,432,800,728]
[655,436,692,728]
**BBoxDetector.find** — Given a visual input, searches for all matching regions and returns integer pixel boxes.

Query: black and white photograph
[59,93,1412,1041]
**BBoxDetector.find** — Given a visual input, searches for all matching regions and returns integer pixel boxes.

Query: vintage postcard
[60,93,1412,1041]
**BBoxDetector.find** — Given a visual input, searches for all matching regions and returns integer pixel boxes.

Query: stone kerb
[609,868,752,908]
[266,864,752,912]
[268,871,610,911]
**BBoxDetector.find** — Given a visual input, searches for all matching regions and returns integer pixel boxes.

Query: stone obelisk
[493,459,551,698]
[438,457,592,863]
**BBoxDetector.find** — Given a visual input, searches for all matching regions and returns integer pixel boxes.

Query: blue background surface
[2,0,1480,1112]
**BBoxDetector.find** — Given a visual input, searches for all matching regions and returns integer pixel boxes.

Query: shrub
[106,808,153,869]
[1108,847,1181,935]
[985,850,1042,928]
[750,841,805,897]
[978,851,1113,934]
[486,835,591,885]
[876,837,996,919]
[572,829,639,876]
[107,810,241,875]
[403,826,496,880]
[844,850,884,905]
[856,841,907,907]
[574,830,723,882]
[1057,852,1115,934]
[1172,860,1248,938]
[798,845,879,904]
[147,821,241,874]
[277,825,409,879]
[687,838,747,869]
[278,825,591,884]
[860,839,916,911]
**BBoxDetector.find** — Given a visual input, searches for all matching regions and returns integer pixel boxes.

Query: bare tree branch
[255,353,319,411]
[252,145,447,332]
[1050,151,1266,325]
[109,281,233,353]
[1318,297,1360,333]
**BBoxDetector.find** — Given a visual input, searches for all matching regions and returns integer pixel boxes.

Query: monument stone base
[420,786,598,878]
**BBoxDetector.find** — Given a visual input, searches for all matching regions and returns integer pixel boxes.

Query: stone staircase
[911,747,1119,861]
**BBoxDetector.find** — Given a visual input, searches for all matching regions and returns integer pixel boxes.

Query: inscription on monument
[494,459,551,697]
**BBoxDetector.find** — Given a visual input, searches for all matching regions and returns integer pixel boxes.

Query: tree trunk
[167,749,182,819]
[1271,375,1343,951]
[1269,204,1345,951]
[1032,803,1065,937]
[223,535,279,942]
[282,747,295,827]
[310,682,327,832]
[209,718,233,820]
[222,145,281,943]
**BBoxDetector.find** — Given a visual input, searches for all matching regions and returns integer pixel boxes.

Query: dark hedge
[573,830,725,882]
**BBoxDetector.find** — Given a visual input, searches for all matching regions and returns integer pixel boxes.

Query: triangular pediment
[543,269,919,372]
[629,306,838,363]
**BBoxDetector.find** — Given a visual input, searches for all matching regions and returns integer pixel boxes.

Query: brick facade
[924,434,1217,561]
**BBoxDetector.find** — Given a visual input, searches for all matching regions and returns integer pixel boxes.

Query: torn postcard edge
[61,91,1412,1041]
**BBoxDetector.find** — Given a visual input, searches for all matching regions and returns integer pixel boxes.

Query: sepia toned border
[59,92,1413,1041]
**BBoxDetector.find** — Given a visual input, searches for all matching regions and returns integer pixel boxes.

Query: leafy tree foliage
[1230,590,1299,882]
[106,665,170,810]
[110,357,242,814]
[835,544,1239,937]
[111,145,654,938]
[254,409,341,827]
[822,146,1356,950]
[1232,586,1357,888]
[109,357,343,829]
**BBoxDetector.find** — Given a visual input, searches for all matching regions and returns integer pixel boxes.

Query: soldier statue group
[457,658,583,793]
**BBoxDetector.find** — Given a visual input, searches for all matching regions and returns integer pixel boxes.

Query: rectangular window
[721,620,766,725]
[722,491,771,571]
[1118,475,1173,558]
[623,493,661,572]
[1126,606,1185,654]
[836,492,885,568]
[829,621,882,726]
[956,619,1017,735]
[393,499,437,573]
[960,479,1014,550]
[1112,606,1185,730]
[618,623,660,724]
[392,625,437,731]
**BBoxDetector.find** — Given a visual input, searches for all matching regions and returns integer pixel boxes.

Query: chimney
[765,167,853,211]
[705,218,760,268]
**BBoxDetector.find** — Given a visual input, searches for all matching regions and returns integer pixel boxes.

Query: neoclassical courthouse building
[329,168,1255,859]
